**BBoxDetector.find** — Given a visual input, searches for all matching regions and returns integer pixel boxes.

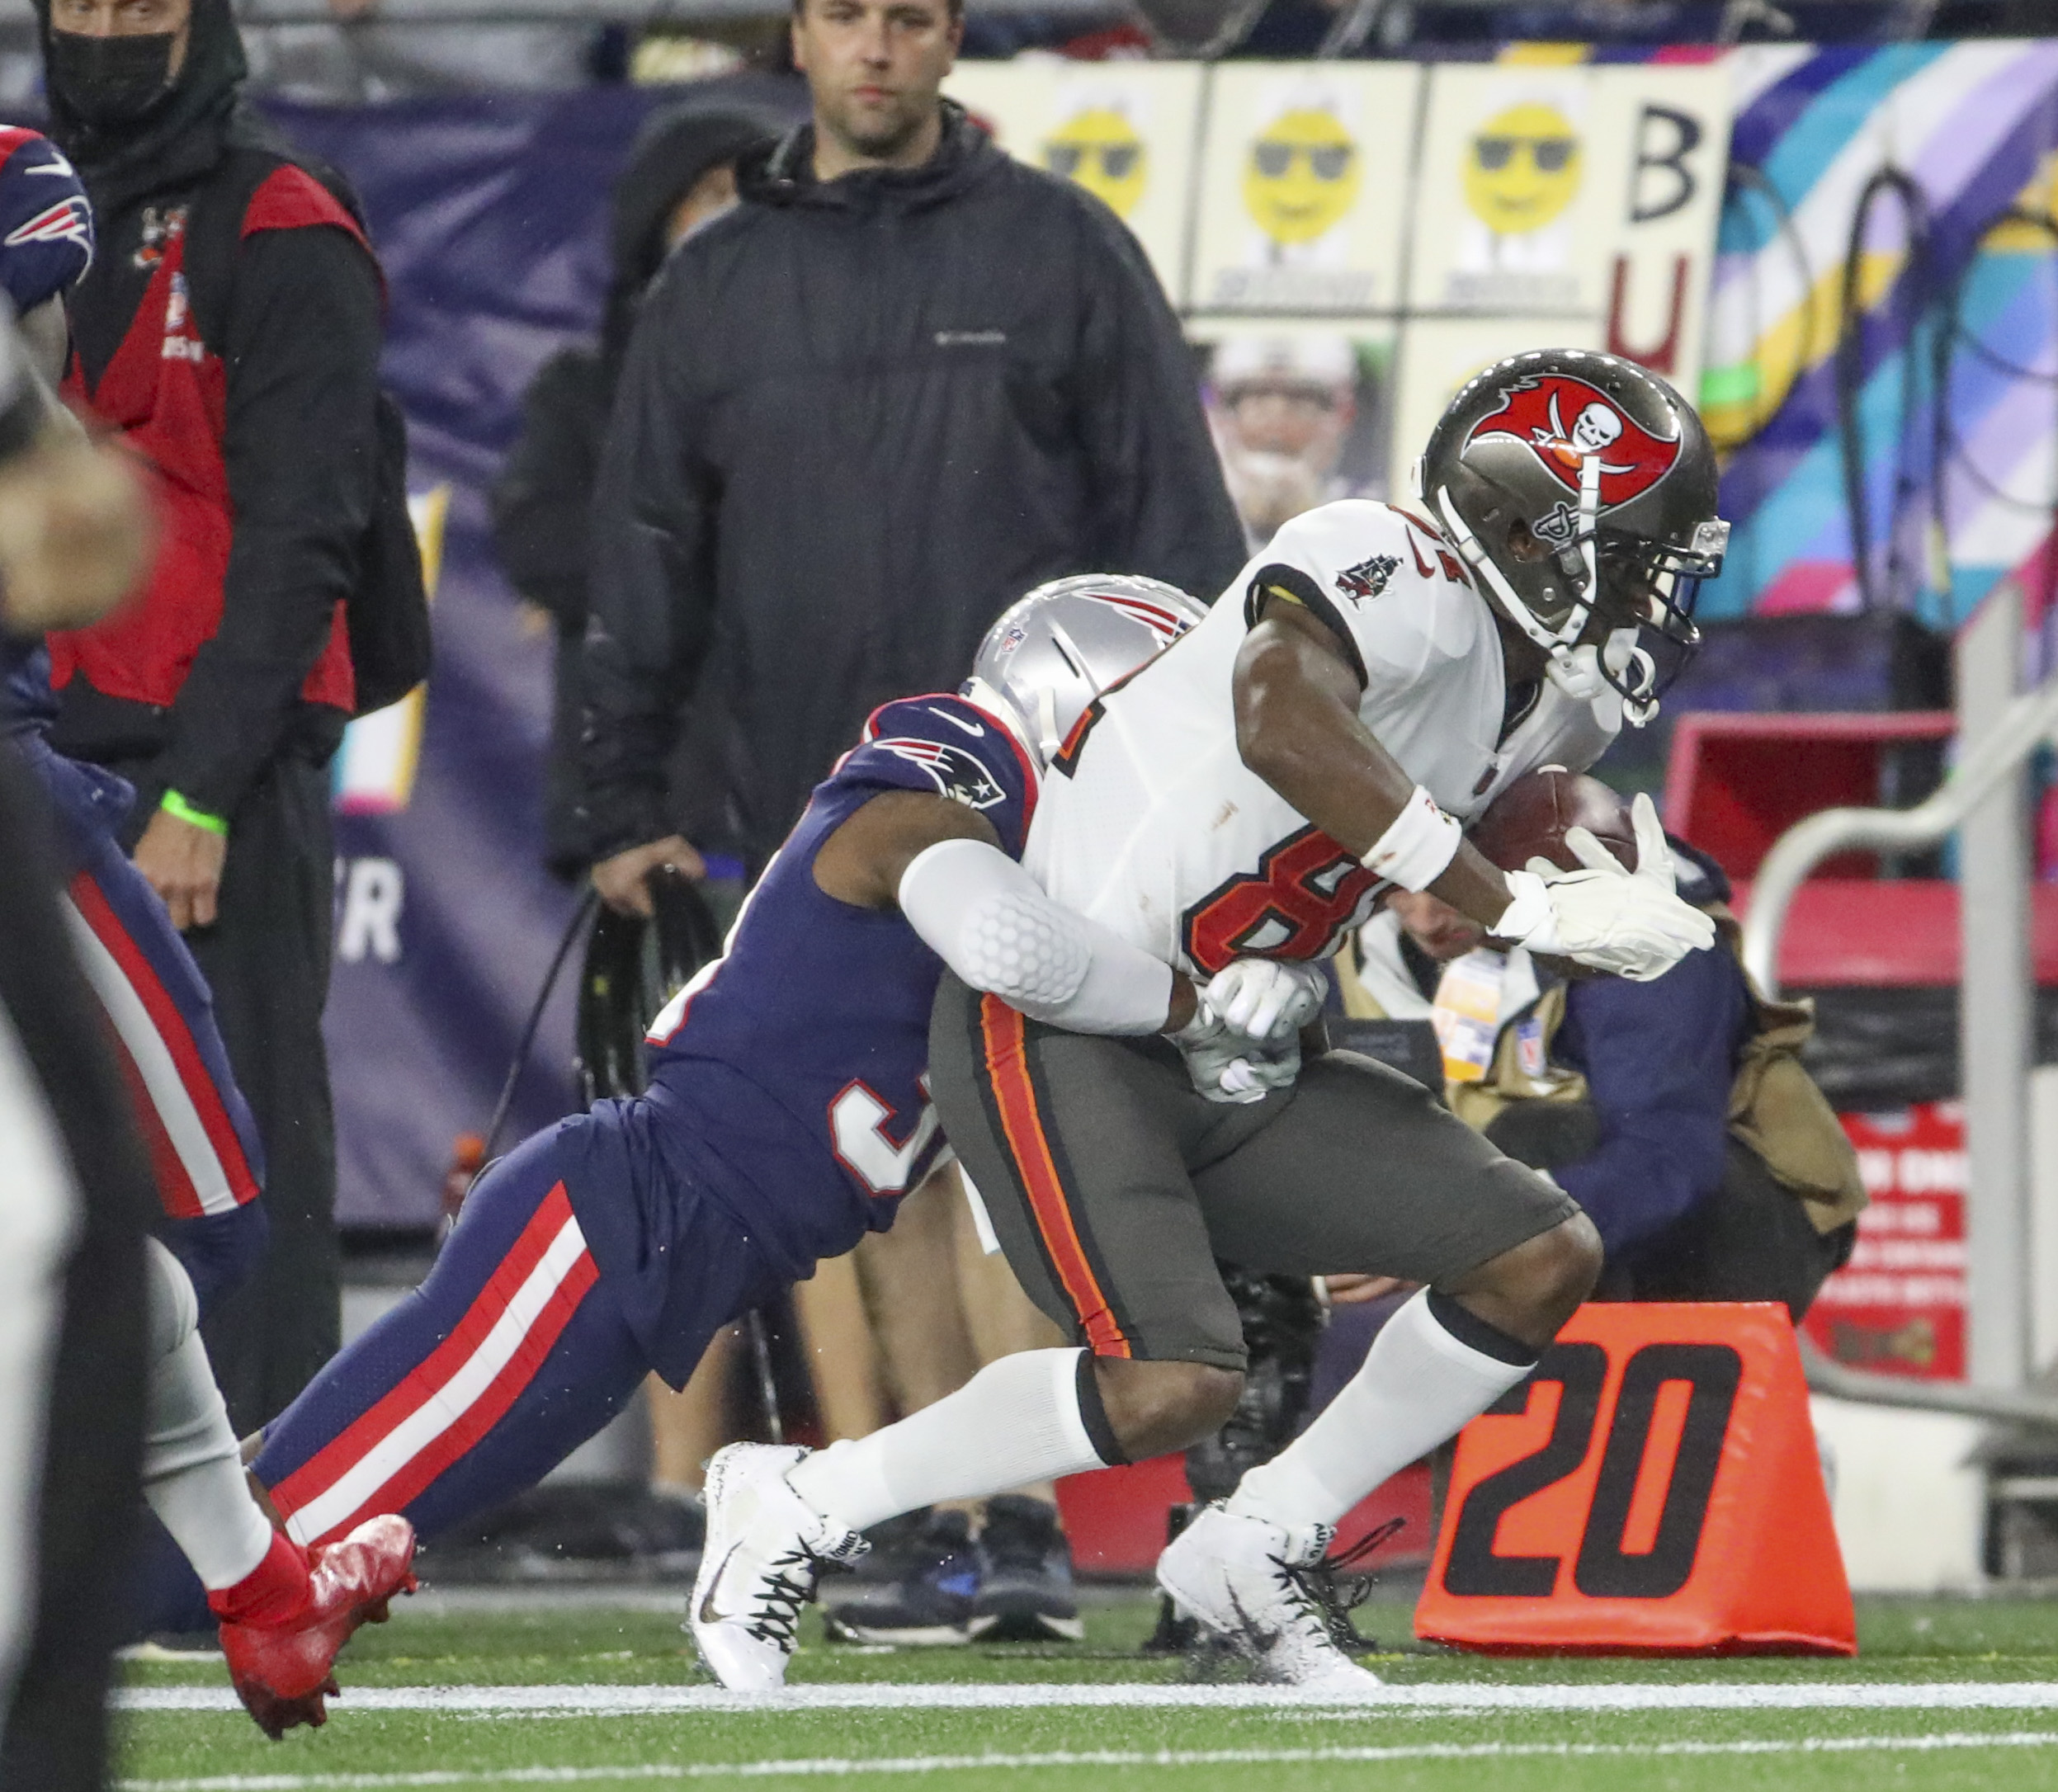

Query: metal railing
[1739,663,2058,999]
[1740,581,2058,1421]
[1801,1337,2058,1431]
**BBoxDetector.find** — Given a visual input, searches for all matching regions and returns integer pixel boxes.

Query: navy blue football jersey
[561,693,1036,1381]
[0,130,92,316]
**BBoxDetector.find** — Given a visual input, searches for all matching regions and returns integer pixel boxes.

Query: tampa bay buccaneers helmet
[966,574,1206,767]
[1418,348,1727,725]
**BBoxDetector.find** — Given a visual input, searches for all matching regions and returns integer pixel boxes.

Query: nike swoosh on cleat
[928,707,985,737]
[697,1541,745,1625]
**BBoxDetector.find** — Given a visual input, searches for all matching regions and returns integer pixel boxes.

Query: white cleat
[1155,1502,1384,1695]
[688,1442,869,1691]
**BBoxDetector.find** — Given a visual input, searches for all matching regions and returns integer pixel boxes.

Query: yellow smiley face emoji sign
[1464,101,1582,237]
[1044,108,1147,219]
[1244,108,1361,247]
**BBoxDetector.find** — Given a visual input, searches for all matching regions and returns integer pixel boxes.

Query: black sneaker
[970,1494,1083,1643]
[820,1507,979,1645]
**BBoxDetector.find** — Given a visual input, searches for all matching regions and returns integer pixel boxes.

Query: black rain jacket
[582,104,1244,874]
[491,95,783,874]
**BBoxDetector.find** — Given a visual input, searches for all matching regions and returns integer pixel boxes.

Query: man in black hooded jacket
[582,0,1244,905]
[36,0,385,1431]
[492,93,785,879]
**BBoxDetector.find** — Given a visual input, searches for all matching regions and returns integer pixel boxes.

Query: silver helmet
[966,574,1206,768]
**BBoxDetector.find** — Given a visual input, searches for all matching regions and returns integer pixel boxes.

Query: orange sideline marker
[1415,1302,1855,1656]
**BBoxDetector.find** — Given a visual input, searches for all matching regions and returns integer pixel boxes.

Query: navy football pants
[255,1127,652,1550]
[50,770,267,1318]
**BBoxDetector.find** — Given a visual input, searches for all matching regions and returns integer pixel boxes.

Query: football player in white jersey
[692,349,1727,1692]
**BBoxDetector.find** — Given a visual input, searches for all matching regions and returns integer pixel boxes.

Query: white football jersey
[1022,500,1618,975]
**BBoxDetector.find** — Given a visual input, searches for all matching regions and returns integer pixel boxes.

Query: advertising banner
[1409,64,1615,319]
[1803,1102,1969,1381]
[1188,64,1420,316]
[273,82,805,1228]
[1405,64,1728,344]
[1388,63,1730,500]
[942,61,1203,303]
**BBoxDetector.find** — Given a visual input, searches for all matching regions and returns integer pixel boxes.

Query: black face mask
[46,29,179,130]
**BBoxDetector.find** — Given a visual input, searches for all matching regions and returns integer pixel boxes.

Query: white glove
[1169,958,1324,1105]
[1174,1017,1301,1105]
[1199,959,1328,1045]
[1490,792,1716,982]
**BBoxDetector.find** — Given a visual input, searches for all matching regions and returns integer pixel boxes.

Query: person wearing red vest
[35,0,384,1436]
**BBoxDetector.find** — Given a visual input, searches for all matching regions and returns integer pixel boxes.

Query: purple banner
[278,83,800,1227]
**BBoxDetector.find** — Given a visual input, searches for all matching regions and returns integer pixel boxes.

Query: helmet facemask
[1587,519,1725,719]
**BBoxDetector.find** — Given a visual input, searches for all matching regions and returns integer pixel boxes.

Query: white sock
[788,1348,1117,1536]
[1227,1290,1534,1533]
[142,1243,273,1591]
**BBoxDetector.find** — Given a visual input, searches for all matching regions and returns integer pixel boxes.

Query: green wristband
[160,790,229,837]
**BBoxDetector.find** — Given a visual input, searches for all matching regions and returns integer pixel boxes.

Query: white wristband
[1361,785,1462,891]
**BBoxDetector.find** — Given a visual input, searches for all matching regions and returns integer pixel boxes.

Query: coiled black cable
[478,886,598,1164]
[1713,160,1820,451]
[574,865,724,1109]
[1834,165,1934,619]
[1929,204,2058,627]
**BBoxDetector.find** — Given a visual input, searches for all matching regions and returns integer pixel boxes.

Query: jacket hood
[602,96,783,360]
[610,98,784,291]
[37,0,251,208]
[738,99,1001,216]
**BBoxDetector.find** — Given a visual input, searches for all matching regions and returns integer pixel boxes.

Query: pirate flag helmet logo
[1417,348,1727,727]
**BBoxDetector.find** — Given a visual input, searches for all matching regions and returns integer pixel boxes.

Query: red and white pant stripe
[271,1183,598,1548]
[59,873,254,1220]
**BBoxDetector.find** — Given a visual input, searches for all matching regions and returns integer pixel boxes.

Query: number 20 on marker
[1415,1302,1857,1656]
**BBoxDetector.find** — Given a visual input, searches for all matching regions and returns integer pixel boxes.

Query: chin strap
[1433,469,1656,729]
[1602,630,1659,729]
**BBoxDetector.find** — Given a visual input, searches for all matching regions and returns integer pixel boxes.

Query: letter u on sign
[1416,1302,1855,1656]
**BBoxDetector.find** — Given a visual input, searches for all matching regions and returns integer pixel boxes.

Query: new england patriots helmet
[1417,348,1727,725]
[966,573,1206,767]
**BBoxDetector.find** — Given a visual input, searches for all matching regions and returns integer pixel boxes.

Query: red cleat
[217,1515,418,1739]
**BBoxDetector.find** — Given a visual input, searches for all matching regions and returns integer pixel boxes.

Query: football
[1469,765,1637,874]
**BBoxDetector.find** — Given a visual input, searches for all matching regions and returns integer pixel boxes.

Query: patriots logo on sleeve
[873,738,1007,811]
[0,133,93,311]
[6,196,92,256]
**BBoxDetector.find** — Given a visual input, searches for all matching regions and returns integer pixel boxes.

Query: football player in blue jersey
[0,130,415,1738]
[229,578,1296,1584]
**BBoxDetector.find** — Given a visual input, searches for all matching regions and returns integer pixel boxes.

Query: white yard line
[113,1729,2058,1790]
[115,1681,2058,1716]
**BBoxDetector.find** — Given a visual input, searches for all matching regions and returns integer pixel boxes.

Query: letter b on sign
[1418,1304,1853,1655]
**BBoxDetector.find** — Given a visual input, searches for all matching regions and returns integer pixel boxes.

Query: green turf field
[115,1591,2058,1790]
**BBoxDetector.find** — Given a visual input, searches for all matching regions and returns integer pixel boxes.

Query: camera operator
[1342,781,1863,1318]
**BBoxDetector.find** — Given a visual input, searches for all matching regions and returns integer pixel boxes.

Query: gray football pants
[928,974,1578,1373]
